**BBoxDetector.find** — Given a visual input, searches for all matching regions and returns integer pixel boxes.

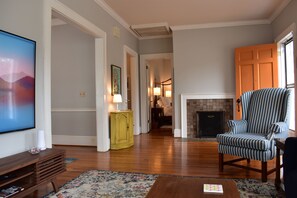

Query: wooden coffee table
[146,176,240,198]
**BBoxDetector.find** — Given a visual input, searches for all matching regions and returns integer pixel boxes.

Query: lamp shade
[165,90,172,97]
[153,87,161,96]
[113,94,122,103]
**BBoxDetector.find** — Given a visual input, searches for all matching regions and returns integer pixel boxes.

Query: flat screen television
[0,30,36,134]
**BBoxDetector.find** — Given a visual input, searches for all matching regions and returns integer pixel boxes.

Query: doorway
[140,53,173,134]
[51,14,96,146]
[44,1,109,151]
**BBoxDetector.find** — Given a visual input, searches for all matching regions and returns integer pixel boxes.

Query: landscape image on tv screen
[0,30,36,133]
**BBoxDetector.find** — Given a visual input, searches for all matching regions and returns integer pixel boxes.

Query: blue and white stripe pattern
[218,144,275,161]
[217,88,291,161]
[240,91,253,120]
[227,120,248,134]
[218,133,271,150]
[247,88,288,134]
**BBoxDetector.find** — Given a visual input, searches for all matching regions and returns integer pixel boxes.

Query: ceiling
[99,0,291,38]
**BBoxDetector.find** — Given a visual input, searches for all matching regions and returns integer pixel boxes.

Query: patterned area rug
[44,170,285,198]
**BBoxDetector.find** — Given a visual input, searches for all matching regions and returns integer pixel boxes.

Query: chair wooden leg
[219,153,224,172]
[247,159,250,164]
[261,161,267,182]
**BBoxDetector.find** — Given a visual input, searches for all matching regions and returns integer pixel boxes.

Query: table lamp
[165,90,171,98]
[153,87,161,108]
[113,94,122,111]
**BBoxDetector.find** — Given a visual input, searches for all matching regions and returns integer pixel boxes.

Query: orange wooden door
[235,43,278,119]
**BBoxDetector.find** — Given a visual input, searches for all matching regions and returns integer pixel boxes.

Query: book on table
[203,184,223,194]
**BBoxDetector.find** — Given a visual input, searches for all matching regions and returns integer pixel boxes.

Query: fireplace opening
[197,111,225,138]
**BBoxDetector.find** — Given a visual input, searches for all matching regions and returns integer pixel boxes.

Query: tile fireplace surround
[180,94,235,138]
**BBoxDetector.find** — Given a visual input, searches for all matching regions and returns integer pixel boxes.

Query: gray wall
[0,0,138,157]
[271,0,297,39]
[59,0,138,70]
[51,24,96,136]
[0,0,45,157]
[139,37,173,54]
[172,24,273,129]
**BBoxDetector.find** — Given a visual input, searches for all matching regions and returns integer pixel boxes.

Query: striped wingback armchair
[217,88,291,182]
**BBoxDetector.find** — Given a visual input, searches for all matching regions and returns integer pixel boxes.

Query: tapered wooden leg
[219,153,224,172]
[275,145,281,189]
[51,178,58,192]
[261,161,267,182]
[247,159,250,164]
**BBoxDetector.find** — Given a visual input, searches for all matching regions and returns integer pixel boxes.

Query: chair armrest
[227,120,248,134]
[270,122,289,133]
[266,122,289,140]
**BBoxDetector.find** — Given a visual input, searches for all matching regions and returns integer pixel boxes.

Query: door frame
[44,0,109,151]
[123,46,140,135]
[140,53,173,133]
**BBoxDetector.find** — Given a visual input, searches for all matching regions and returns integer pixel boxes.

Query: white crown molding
[94,0,139,38]
[269,0,292,22]
[51,18,67,26]
[171,19,271,31]
[94,0,128,28]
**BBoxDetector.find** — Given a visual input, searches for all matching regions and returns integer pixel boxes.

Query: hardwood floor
[33,128,278,197]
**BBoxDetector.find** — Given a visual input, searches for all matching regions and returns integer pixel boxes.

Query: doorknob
[236,98,241,112]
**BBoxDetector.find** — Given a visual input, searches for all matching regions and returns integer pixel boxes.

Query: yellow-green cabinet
[110,110,134,150]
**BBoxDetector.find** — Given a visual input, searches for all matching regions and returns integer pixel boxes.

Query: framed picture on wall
[111,64,121,95]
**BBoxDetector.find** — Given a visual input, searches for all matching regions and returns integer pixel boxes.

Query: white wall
[172,24,274,130]
[0,0,45,157]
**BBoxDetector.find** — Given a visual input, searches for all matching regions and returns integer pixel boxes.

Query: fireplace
[185,97,233,138]
[197,111,225,138]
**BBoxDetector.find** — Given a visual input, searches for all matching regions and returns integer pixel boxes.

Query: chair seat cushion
[216,133,271,151]
[218,144,274,161]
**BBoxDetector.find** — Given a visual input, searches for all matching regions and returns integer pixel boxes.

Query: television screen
[0,30,36,134]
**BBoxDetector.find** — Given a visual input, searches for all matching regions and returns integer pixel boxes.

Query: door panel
[239,50,254,61]
[259,63,273,88]
[258,49,273,59]
[240,64,254,92]
[235,43,278,119]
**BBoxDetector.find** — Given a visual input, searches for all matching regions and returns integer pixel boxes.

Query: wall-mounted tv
[0,30,36,134]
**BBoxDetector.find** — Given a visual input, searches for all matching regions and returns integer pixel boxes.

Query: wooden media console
[0,149,65,197]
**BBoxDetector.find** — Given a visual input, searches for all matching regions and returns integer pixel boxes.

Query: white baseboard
[174,129,181,137]
[52,135,97,146]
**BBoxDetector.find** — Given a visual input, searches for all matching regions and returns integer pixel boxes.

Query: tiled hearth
[187,99,233,138]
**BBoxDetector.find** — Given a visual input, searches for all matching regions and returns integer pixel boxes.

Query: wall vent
[130,23,171,38]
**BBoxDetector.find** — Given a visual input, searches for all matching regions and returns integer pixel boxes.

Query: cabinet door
[115,113,130,144]
[110,111,134,149]
[235,43,278,119]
